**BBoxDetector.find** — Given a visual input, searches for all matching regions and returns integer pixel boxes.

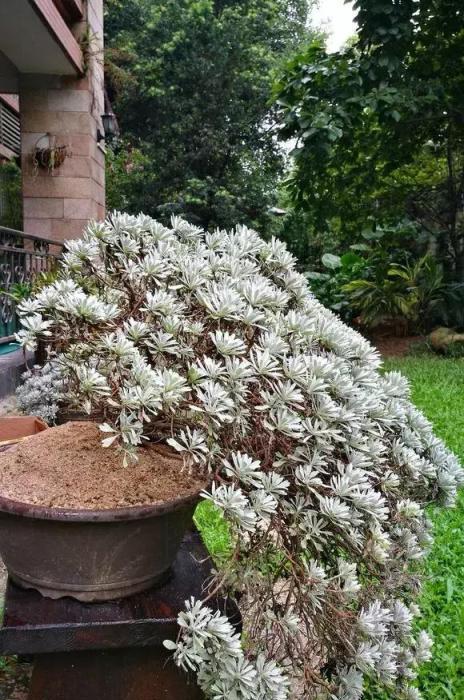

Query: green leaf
[341,252,363,268]
[362,229,385,241]
[305,270,330,280]
[350,243,371,252]
[446,577,454,603]
[321,253,342,270]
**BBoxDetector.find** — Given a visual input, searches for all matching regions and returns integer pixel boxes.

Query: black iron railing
[0,226,64,342]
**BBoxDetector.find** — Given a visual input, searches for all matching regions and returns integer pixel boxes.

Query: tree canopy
[105,0,311,232]
[275,0,464,278]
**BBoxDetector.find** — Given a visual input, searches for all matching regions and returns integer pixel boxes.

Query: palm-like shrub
[341,254,453,332]
[16,214,462,699]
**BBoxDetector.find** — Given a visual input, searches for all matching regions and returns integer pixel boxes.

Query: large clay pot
[0,416,47,451]
[0,490,201,602]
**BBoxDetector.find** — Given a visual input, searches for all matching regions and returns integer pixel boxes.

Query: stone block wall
[20,0,105,242]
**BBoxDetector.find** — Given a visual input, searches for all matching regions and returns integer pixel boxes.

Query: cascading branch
[16,213,462,699]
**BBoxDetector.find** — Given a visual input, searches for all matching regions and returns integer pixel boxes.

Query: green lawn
[383,357,464,700]
[195,355,464,699]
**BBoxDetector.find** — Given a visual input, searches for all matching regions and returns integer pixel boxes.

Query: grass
[194,499,231,563]
[195,355,464,699]
[383,356,464,699]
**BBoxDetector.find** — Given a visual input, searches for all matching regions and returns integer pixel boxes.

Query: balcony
[0,0,105,250]
[0,0,84,92]
[53,0,84,24]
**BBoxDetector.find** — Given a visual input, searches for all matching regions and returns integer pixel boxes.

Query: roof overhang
[0,52,18,93]
[0,0,83,82]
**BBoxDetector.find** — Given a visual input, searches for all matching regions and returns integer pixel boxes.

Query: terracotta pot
[0,416,48,452]
[0,489,201,602]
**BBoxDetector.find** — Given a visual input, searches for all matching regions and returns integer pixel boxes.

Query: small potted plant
[2,213,462,698]
[32,134,70,175]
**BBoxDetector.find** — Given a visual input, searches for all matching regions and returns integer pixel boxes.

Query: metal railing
[0,226,64,342]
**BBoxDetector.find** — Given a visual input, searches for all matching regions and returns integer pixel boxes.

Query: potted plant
[33,144,69,172]
[32,134,70,175]
[3,213,462,698]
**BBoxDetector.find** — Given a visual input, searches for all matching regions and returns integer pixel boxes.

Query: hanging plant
[32,135,70,176]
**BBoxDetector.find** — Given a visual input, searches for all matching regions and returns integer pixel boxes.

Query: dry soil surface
[0,421,207,509]
[372,335,423,358]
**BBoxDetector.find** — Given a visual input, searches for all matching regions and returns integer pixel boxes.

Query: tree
[0,160,22,229]
[275,0,464,279]
[104,0,311,232]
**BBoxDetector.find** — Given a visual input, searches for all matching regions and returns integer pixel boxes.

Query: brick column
[19,0,105,242]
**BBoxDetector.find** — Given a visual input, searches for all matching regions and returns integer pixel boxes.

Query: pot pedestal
[0,531,240,700]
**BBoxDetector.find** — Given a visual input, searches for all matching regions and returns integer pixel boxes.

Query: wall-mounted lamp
[97,111,120,143]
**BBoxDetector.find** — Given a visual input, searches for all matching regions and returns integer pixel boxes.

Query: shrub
[305,251,368,322]
[16,363,65,424]
[0,160,22,230]
[16,213,462,699]
[308,242,464,334]
[342,255,454,333]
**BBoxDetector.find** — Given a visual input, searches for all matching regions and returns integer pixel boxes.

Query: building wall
[20,0,105,242]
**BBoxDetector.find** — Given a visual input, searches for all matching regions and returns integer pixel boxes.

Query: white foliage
[16,212,462,700]
[16,363,65,423]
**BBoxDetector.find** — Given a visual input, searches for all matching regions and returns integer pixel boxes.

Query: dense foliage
[17,213,462,699]
[306,223,464,333]
[16,363,64,424]
[275,0,464,280]
[104,0,310,232]
[0,161,22,230]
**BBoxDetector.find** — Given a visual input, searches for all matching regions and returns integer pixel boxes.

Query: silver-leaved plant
[16,213,463,699]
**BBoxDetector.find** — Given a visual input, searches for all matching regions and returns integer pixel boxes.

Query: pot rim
[0,487,205,522]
